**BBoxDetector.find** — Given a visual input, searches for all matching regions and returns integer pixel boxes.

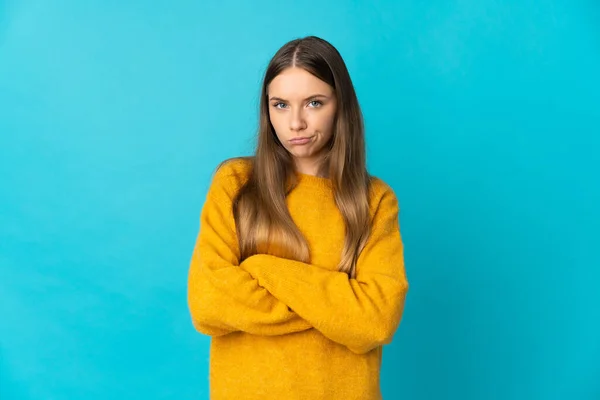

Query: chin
[292,150,316,158]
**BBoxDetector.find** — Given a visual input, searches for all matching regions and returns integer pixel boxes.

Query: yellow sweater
[187,158,409,400]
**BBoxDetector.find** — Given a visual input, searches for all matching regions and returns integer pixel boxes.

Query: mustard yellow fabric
[187,158,409,399]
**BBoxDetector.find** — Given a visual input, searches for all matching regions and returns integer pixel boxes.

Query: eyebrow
[268,94,330,102]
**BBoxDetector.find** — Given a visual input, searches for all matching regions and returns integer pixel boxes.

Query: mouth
[289,135,314,145]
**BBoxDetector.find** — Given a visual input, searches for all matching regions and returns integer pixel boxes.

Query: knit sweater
[187,158,409,400]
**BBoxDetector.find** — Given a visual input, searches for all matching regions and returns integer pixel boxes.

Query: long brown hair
[228,36,371,278]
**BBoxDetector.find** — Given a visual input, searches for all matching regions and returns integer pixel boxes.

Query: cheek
[269,114,284,137]
[316,113,336,135]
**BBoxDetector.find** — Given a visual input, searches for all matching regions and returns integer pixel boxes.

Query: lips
[289,136,314,144]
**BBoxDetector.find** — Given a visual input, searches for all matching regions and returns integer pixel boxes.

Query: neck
[294,158,327,178]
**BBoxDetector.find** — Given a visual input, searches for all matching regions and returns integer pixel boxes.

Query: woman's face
[267,67,337,176]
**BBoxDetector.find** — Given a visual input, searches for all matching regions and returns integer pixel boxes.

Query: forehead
[268,67,333,98]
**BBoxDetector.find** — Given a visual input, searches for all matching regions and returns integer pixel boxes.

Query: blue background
[1,1,599,399]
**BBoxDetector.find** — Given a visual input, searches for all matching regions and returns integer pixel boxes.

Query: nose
[289,108,307,132]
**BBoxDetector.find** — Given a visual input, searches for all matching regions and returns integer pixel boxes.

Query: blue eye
[273,102,287,109]
[308,100,322,108]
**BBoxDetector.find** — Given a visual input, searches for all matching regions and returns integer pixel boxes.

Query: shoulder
[368,175,400,215]
[369,175,397,203]
[208,156,254,198]
[213,156,253,182]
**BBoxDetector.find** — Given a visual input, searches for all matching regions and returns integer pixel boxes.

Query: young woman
[187,35,409,399]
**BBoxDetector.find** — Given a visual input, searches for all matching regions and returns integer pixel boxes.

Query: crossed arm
[187,165,408,354]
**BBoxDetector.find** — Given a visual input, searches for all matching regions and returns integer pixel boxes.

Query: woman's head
[232,36,372,278]
[257,36,366,179]
[266,67,337,176]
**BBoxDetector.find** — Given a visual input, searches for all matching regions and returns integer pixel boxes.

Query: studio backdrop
[1,1,598,399]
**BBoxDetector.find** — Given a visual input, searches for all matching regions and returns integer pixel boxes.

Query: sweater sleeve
[187,161,312,337]
[240,185,409,354]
